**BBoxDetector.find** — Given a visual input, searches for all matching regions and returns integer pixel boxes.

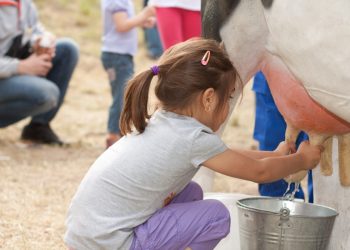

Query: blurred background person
[148,0,201,49]
[101,0,155,148]
[0,0,79,145]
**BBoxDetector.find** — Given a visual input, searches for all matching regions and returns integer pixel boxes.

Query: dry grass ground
[0,1,258,249]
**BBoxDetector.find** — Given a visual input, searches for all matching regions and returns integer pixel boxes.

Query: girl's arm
[203,141,322,183]
[113,6,155,33]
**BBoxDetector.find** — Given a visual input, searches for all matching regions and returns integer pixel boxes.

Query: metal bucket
[236,197,338,250]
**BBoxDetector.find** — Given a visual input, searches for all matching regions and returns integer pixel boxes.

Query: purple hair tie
[151,65,159,76]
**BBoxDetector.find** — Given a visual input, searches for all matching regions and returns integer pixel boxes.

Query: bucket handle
[277,207,293,229]
[280,207,290,218]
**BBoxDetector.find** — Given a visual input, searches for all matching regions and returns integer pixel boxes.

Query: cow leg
[320,137,333,176]
[338,133,350,186]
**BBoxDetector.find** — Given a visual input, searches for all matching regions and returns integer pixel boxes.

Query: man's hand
[18,53,53,76]
[32,33,56,59]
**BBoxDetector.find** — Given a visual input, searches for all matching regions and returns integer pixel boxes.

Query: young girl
[101,0,155,147]
[65,38,322,250]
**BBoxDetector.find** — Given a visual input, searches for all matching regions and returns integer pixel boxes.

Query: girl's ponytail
[120,69,154,135]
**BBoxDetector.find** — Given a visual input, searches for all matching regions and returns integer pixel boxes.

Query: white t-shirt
[101,0,137,55]
[64,110,227,250]
[148,0,201,11]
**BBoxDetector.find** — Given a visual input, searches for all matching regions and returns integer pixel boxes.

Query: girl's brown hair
[120,38,241,135]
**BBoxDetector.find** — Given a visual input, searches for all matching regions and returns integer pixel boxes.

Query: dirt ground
[0,1,259,249]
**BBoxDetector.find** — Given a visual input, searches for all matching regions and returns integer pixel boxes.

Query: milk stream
[282,181,301,201]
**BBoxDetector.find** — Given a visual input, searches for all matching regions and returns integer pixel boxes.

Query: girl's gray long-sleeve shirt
[0,0,45,79]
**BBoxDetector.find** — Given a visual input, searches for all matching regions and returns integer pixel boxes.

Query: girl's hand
[274,141,295,156]
[141,6,156,19]
[297,141,324,170]
[143,17,156,29]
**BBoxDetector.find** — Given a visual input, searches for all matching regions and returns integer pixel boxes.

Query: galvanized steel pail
[236,197,338,250]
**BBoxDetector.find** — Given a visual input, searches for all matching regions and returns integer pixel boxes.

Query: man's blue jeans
[0,38,79,128]
[101,52,134,134]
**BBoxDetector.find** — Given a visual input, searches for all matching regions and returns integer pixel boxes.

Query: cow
[201,1,350,248]
[201,0,350,186]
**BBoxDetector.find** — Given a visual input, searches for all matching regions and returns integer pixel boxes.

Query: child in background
[101,0,155,148]
[65,39,323,250]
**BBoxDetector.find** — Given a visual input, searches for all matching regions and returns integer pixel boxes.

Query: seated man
[253,72,313,202]
[0,0,79,145]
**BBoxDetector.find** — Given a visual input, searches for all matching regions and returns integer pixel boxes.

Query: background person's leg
[307,170,313,202]
[31,38,79,124]
[20,39,78,144]
[298,133,314,203]
[181,9,202,40]
[0,76,59,128]
[101,52,134,147]
[143,0,163,59]
[144,26,163,59]
[155,7,183,49]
